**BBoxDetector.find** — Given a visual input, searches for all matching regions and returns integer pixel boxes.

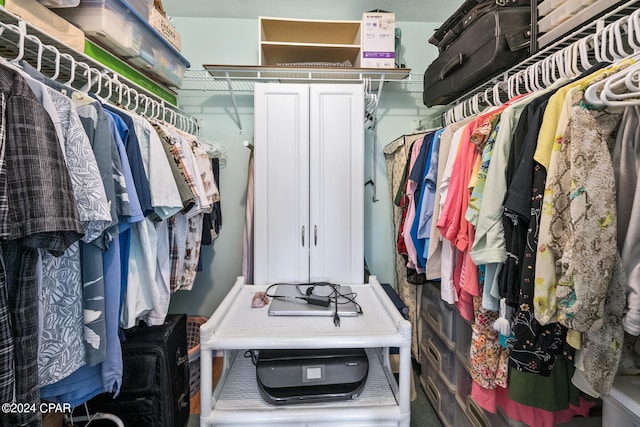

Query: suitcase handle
[439,53,463,79]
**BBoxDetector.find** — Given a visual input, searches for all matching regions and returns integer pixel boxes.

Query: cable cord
[264,282,363,328]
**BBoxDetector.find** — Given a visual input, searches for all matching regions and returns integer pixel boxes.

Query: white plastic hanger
[528,61,543,92]
[507,71,521,99]
[628,9,640,52]
[102,73,113,100]
[24,34,43,71]
[0,22,25,64]
[61,53,76,86]
[46,45,61,81]
[541,55,554,88]
[569,41,582,77]
[127,88,139,111]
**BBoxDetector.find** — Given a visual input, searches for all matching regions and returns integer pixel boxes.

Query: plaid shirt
[153,121,195,209]
[0,89,13,409]
[0,65,83,426]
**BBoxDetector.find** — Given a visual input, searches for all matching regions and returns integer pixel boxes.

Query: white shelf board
[182,67,420,93]
[212,348,398,414]
[204,64,410,80]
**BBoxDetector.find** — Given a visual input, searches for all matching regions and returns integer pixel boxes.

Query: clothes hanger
[598,61,640,103]
[482,87,494,108]
[24,34,43,71]
[61,53,76,86]
[542,55,554,88]
[554,49,569,80]
[472,92,482,115]
[579,35,595,71]
[628,9,640,52]
[506,67,536,103]
[492,80,504,106]
[569,41,582,77]
[98,73,112,100]
[611,19,631,60]
[585,48,640,105]
[593,15,640,103]
[581,16,632,105]
[528,61,543,92]
[127,88,139,111]
[45,45,61,81]
[507,71,519,99]
[116,78,126,106]
[0,22,25,64]
[79,66,99,93]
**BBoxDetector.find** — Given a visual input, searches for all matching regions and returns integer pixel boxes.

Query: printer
[255,348,369,405]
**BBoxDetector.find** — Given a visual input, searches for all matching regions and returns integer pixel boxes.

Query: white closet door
[309,84,364,284]
[254,83,310,285]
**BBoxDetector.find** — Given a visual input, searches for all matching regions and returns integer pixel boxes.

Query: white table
[199,276,412,427]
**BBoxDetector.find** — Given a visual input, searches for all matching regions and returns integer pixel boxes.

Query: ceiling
[161,0,463,23]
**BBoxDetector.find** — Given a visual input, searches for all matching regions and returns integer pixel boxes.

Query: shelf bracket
[225,71,243,133]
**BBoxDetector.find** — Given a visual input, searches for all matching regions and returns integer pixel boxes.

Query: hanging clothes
[384,132,428,357]
[0,63,84,427]
[0,54,223,417]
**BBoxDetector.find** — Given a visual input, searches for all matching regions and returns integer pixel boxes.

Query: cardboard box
[149,7,181,51]
[6,0,85,53]
[361,12,395,68]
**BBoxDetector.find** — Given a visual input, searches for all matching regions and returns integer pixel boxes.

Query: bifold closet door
[254,83,310,285]
[308,84,364,285]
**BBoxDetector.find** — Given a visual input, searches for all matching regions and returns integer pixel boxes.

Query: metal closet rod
[442,3,640,125]
[0,19,199,134]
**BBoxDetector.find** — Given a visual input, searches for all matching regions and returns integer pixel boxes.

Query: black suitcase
[83,314,190,427]
[429,0,530,51]
[423,7,530,107]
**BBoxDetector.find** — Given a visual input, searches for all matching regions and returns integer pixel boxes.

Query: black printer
[255,348,369,405]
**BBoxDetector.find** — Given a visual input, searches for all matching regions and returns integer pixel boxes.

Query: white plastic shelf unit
[199,276,412,427]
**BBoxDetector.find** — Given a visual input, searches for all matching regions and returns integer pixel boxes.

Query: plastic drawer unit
[198,276,412,427]
[455,352,472,409]
[603,376,640,427]
[463,396,522,427]
[420,355,456,427]
[455,308,472,365]
[54,0,189,87]
[421,317,457,390]
[421,282,456,349]
[538,0,597,33]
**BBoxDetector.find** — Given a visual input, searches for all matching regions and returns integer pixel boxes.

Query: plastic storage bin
[455,308,473,365]
[125,0,153,21]
[538,0,597,33]
[54,0,189,87]
[537,0,568,17]
[455,353,472,407]
[422,317,457,390]
[421,356,456,427]
[421,282,456,349]
[455,398,474,427]
[465,395,511,427]
[603,376,640,427]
